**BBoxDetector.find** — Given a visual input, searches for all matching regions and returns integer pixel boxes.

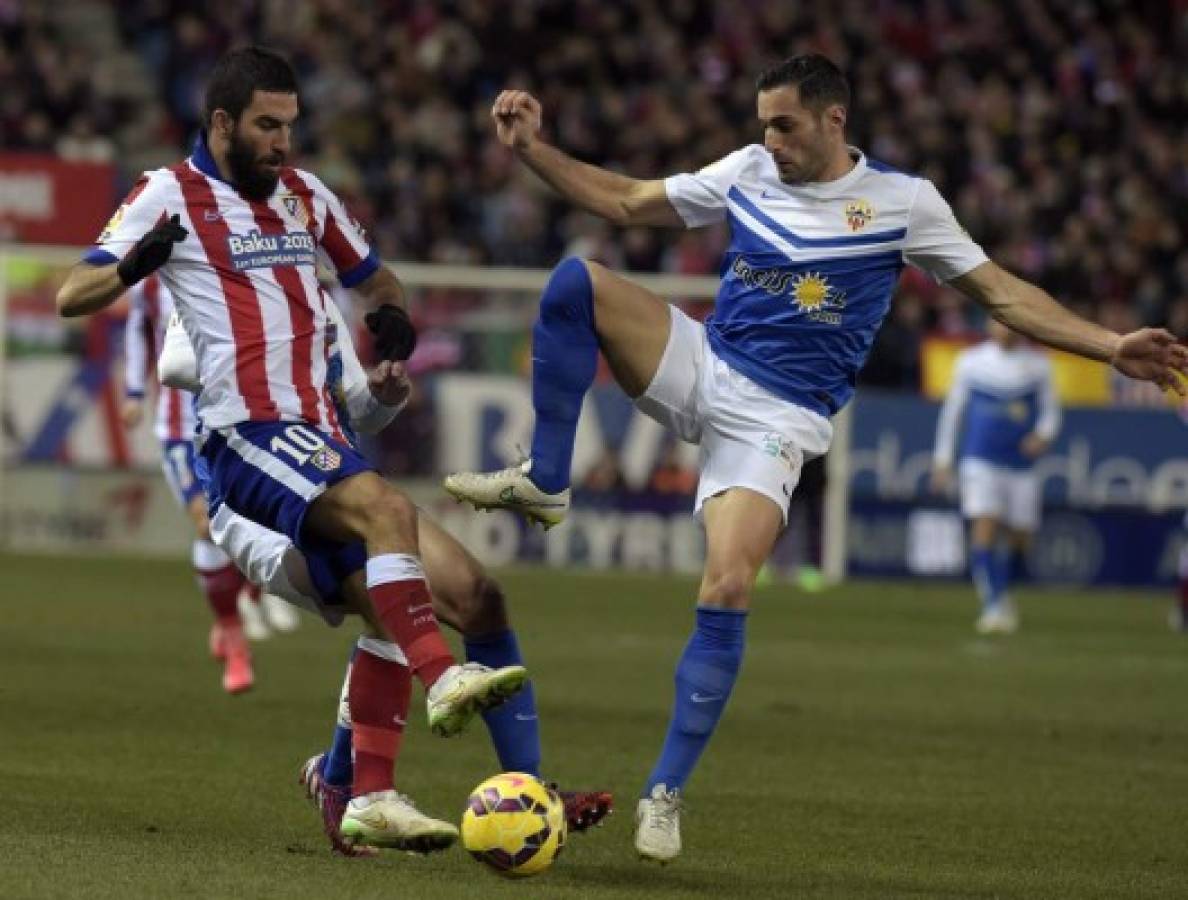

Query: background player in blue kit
[443,54,1188,862]
[931,321,1061,634]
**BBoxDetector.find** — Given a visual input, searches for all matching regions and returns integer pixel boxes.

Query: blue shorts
[200,421,373,555]
[305,540,369,605]
[161,439,204,507]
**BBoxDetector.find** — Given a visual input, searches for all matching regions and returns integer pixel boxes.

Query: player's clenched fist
[118,213,187,287]
[491,90,542,151]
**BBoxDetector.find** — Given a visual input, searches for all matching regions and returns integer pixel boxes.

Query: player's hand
[364,303,418,361]
[121,397,144,429]
[117,213,187,287]
[1110,328,1188,396]
[929,465,953,495]
[1020,433,1049,459]
[491,90,542,152]
[367,359,411,408]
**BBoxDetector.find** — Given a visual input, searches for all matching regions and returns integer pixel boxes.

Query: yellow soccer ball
[461,773,567,877]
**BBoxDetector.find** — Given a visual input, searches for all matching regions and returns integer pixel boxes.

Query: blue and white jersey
[932,341,1061,471]
[665,145,987,416]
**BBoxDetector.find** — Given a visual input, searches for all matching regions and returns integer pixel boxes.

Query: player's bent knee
[365,484,418,539]
[699,570,752,610]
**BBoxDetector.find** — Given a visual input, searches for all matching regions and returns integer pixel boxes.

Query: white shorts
[958,459,1041,531]
[208,502,348,627]
[634,306,832,522]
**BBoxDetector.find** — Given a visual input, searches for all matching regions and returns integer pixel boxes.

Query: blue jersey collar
[190,131,230,185]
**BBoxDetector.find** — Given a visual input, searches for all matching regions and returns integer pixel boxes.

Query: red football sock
[195,562,244,627]
[366,555,455,688]
[245,581,262,605]
[349,649,412,796]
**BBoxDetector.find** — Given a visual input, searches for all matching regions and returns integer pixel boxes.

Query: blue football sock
[322,647,357,787]
[644,606,747,795]
[465,629,541,777]
[970,546,1003,610]
[527,258,598,494]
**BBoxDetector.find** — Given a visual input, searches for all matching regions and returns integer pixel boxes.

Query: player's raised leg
[635,487,783,864]
[444,259,670,527]
[303,471,528,737]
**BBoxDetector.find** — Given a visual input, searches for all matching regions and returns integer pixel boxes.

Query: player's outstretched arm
[491,89,682,228]
[951,261,1188,395]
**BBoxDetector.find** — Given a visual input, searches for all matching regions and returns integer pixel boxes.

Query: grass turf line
[1,552,1185,899]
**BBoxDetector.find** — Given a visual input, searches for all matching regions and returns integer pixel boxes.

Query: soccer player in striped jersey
[122,274,254,693]
[443,54,1188,863]
[931,321,1061,634]
[158,302,612,855]
[56,46,528,851]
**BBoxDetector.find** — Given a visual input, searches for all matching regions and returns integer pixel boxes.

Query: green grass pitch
[1,552,1185,899]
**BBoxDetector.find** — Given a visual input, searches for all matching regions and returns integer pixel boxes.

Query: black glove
[364,303,418,361]
[117,213,188,286]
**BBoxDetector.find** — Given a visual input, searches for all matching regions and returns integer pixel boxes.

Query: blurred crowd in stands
[4,0,1186,390]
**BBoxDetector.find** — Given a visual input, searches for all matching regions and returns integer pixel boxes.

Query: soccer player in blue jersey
[443,54,1188,862]
[930,321,1061,634]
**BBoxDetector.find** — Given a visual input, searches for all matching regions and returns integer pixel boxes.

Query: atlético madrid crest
[310,445,342,472]
[281,193,310,229]
[844,199,874,232]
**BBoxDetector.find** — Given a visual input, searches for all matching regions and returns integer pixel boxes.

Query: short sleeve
[902,179,988,283]
[294,170,380,287]
[663,146,756,228]
[84,170,174,266]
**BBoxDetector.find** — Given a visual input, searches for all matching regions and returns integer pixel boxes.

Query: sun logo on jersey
[844,199,874,232]
[791,273,832,311]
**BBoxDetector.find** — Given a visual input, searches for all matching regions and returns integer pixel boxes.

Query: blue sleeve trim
[82,248,119,266]
[338,249,380,288]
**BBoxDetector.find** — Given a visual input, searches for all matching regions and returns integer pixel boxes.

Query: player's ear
[210,108,235,139]
[826,104,847,132]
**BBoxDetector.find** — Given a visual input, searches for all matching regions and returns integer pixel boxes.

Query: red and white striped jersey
[124,275,196,442]
[87,133,379,441]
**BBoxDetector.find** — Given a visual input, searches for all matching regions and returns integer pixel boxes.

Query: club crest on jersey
[759,432,800,472]
[310,444,342,472]
[281,193,310,229]
[844,199,874,232]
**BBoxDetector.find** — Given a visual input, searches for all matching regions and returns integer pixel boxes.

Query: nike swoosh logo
[407,603,434,615]
[690,693,722,703]
[498,487,566,508]
[760,189,783,200]
[514,713,538,722]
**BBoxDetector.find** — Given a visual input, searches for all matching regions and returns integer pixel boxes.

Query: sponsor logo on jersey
[844,199,874,232]
[99,205,126,243]
[790,272,846,324]
[310,445,342,472]
[226,229,316,271]
[730,259,848,324]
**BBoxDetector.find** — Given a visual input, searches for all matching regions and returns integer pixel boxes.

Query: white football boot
[236,587,271,641]
[975,600,1019,635]
[443,459,570,529]
[261,591,301,633]
[426,662,529,737]
[339,790,458,853]
[634,784,682,863]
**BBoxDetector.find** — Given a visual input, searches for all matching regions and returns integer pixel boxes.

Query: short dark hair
[203,45,298,128]
[756,54,850,112]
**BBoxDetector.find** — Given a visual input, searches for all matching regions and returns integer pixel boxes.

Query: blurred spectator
[14,0,1186,390]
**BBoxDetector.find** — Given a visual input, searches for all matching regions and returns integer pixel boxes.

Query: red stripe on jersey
[248,199,321,425]
[166,386,184,440]
[120,174,151,208]
[172,164,278,421]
